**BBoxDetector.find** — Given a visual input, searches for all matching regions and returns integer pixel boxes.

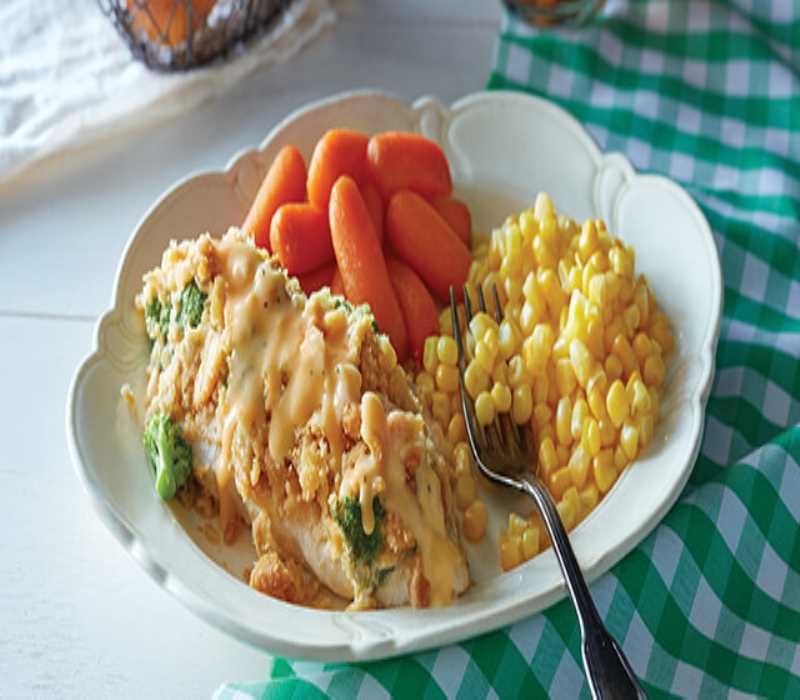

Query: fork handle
[521,478,647,700]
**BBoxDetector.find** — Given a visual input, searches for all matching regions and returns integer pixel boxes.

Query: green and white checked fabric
[218,2,800,697]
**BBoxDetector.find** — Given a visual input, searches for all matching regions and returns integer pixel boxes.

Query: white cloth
[0,0,335,184]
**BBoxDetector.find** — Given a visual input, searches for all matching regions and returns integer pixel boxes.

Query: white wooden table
[0,1,501,697]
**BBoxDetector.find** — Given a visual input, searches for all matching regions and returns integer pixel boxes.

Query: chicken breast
[137,228,469,608]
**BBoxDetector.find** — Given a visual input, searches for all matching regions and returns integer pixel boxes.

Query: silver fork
[451,284,647,700]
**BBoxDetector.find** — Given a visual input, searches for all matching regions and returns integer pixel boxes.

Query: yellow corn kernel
[463,500,488,543]
[455,473,476,510]
[604,354,623,382]
[522,526,540,560]
[618,276,634,304]
[594,449,617,493]
[630,379,652,416]
[569,337,595,388]
[598,418,617,447]
[522,271,540,304]
[423,336,439,374]
[508,354,530,389]
[604,316,624,353]
[552,335,569,361]
[638,414,654,449]
[586,366,608,398]
[586,385,607,422]
[537,425,553,452]
[589,250,609,273]
[643,354,665,387]
[464,361,489,399]
[469,312,493,342]
[539,269,564,318]
[556,443,570,466]
[431,391,450,425]
[612,334,638,378]
[416,371,435,395]
[569,445,591,489]
[571,397,589,441]
[632,332,652,362]
[556,396,573,445]
[581,263,598,298]
[557,490,578,530]
[588,272,607,309]
[586,318,605,360]
[621,422,639,460]
[534,402,553,426]
[623,304,641,337]
[491,382,513,413]
[508,512,527,537]
[533,235,557,269]
[520,210,538,243]
[523,323,555,376]
[500,534,522,571]
[492,359,509,385]
[567,266,583,294]
[539,436,559,474]
[453,441,471,477]
[437,335,458,366]
[606,379,629,428]
[438,307,453,335]
[610,245,633,278]
[614,445,629,472]
[534,191,555,221]
[626,370,642,404]
[555,357,578,396]
[436,364,459,393]
[579,483,599,513]
[448,413,466,445]
[549,465,573,500]
[498,319,520,360]
[651,317,674,356]
[512,384,533,424]
[475,390,495,426]
[584,418,601,456]
[519,299,540,335]
[634,279,650,326]
[578,219,599,261]
[504,272,523,303]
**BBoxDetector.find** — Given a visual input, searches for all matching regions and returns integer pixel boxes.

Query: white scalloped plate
[66,90,722,662]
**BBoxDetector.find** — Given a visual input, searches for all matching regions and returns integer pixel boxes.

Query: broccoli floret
[177,280,207,329]
[143,413,193,500]
[145,297,171,341]
[334,496,385,566]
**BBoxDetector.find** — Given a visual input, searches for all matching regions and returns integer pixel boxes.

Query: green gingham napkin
[218,2,800,697]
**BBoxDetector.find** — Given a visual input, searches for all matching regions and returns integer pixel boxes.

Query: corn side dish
[415,193,674,571]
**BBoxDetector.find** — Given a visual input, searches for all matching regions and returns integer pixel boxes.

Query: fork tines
[450,284,527,462]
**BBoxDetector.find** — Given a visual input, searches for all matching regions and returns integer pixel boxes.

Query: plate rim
[65,88,723,662]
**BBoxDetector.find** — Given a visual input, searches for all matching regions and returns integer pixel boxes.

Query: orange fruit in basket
[127,0,216,47]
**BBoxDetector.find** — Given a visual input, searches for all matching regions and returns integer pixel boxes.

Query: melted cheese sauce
[340,391,464,606]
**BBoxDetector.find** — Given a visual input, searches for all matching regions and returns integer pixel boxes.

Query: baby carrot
[386,190,471,302]
[361,181,385,243]
[329,176,408,361]
[307,129,369,211]
[431,196,471,246]
[330,267,345,297]
[367,132,452,200]
[297,263,335,296]
[386,258,439,363]
[270,203,334,275]
[242,145,307,251]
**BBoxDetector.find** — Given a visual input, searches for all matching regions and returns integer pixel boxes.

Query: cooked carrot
[330,267,345,297]
[307,129,369,211]
[270,203,334,275]
[432,196,471,246]
[297,263,335,296]
[367,132,452,200]
[329,176,408,361]
[361,181,384,243]
[386,258,439,363]
[386,190,471,302]
[242,145,307,251]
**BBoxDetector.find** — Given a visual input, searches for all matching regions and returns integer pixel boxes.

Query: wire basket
[98,0,298,71]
